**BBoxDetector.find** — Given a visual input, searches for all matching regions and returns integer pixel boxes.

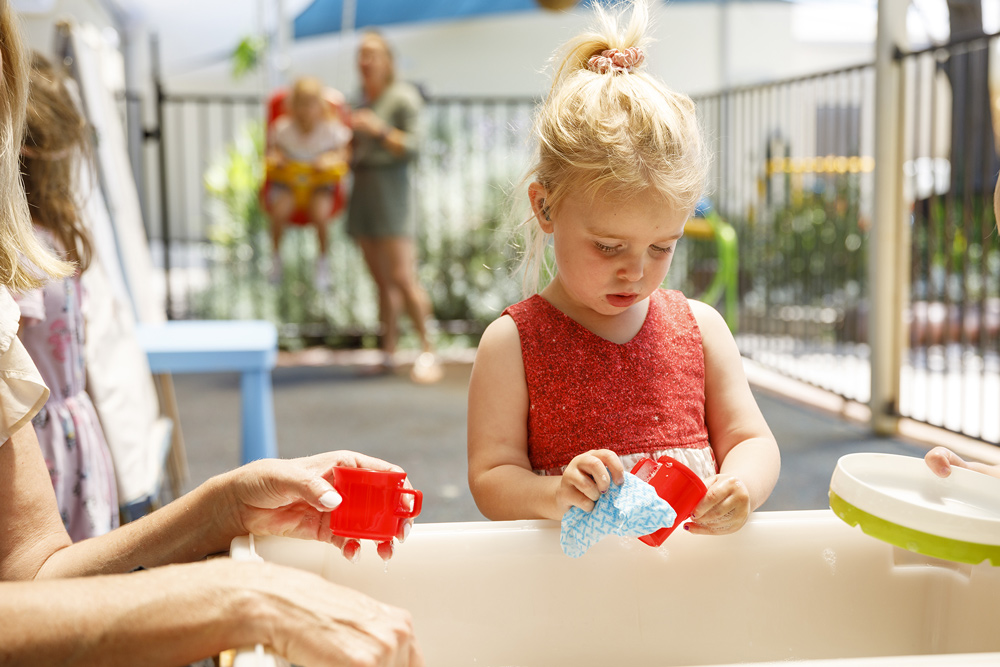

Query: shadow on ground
[172,360,933,523]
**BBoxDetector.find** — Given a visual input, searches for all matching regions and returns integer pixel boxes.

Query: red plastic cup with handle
[329,467,423,541]
[631,455,708,547]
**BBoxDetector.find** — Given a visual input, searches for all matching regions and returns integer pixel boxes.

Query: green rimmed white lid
[829,453,1000,566]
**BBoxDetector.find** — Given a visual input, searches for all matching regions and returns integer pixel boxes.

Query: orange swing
[260,87,351,225]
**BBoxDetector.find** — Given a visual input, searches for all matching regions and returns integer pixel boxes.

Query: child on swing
[266,76,351,290]
[468,0,780,535]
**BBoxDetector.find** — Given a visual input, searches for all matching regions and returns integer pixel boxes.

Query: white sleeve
[0,288,49,445]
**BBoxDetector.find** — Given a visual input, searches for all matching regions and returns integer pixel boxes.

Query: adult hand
[351,108,387,137]
[231,559,424,667]
[220,451,414,562]
[685,473,750,535]
[555,450,625,514]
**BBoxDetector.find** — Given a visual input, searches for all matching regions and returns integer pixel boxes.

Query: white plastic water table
[230,509,1000,666]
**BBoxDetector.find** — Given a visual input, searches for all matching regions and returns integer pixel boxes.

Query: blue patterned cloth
[559,472,678,558]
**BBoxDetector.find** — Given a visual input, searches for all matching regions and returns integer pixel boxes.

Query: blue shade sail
[294,0,618,39]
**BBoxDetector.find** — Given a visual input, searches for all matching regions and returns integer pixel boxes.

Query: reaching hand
[351,108,386,137]
[555,450,625,515]
[925,446,1000,479]
[222,451,413,562]
[685,473,751,535]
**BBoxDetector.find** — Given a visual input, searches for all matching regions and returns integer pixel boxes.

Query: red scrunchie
[587,47,645,74]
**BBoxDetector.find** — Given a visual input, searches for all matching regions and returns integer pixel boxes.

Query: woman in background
[348,31,442,384]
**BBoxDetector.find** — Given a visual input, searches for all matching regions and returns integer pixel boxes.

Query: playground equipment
[684,210,739,331]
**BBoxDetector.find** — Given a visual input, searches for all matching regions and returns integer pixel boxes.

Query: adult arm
[0,558,421,667]
[40,450,410,577]
[352,86,422,160]
[0,425,73,580]
[687,300,780,533]
[11,445,409,579]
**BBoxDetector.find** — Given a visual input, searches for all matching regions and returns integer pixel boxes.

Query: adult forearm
[0,562,255,666]
[38,474,235,578]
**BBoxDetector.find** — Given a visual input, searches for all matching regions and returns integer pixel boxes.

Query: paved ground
[171,352,936,522]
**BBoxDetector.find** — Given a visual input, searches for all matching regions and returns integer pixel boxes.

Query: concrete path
[170,352,939,523]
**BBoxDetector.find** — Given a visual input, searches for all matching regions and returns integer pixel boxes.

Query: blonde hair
[0,3,73,292]
[22,51,93,272]
[521,0,708,294]
[288,76,332,118]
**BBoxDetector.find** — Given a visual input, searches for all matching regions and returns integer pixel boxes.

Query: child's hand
[685,474,751,535]
[556,450,625,515]
[925,447,967,477]
[925,446,1000,479]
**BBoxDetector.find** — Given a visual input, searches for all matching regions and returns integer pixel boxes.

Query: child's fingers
[590,449,626,486]
[689,475,750,532]
[924,447,964,478]
[556,475,598,513]
[563,465,603,502]
[566,487,597,513]
[574,454,617,496]
[686,503,748,535]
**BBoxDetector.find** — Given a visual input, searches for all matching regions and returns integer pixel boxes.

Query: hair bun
[586,47,645,74]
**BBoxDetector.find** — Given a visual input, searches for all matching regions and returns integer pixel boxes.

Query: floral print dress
[15,229,119,540]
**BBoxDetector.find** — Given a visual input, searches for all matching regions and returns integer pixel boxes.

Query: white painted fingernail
[320,490,342,509]
[401,521,412,543]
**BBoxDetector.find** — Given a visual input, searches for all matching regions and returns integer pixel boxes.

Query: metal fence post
[869,0,909,434]
[150,35,172,320]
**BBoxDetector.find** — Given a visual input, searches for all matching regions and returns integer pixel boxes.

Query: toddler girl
[14,53,119,540]
[267,76,352,289]
[468,0,780,535]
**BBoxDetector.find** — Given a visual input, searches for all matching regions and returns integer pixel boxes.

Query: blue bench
[135,320,278,464]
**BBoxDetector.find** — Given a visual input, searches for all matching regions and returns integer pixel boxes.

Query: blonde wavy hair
[0,3,73,292]
[520,0,708,294]
[22,51,94,272]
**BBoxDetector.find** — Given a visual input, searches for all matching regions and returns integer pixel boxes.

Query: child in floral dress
[14,53,118,539]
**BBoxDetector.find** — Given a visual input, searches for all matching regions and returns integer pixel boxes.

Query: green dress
[347,81,423,239]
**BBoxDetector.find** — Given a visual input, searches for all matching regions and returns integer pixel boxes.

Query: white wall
[163,2,873,100]
[15,0,120,58]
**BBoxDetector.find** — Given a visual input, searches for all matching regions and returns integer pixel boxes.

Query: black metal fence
[129,34,999,443]
[897,33,1000,442]
[694,64,876,403]
[137,91,725,344]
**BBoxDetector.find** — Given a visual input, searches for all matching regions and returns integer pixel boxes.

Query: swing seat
[265,158,348,213]
[261,87,351,226]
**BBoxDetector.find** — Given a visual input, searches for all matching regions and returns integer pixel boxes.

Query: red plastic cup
[631,455,708,547]
[329,467,423,541]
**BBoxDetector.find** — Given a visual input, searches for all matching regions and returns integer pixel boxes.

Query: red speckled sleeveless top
[503,289,711,472]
